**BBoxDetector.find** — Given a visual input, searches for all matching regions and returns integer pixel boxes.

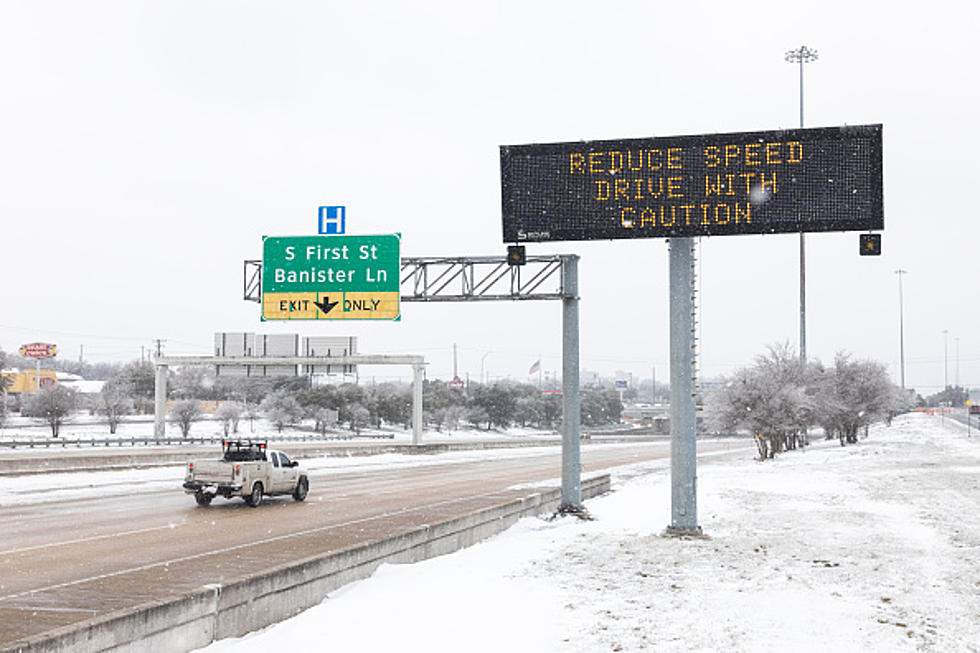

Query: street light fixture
[785,45,818,364]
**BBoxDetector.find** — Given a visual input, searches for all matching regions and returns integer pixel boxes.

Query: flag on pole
[529,360,541,375]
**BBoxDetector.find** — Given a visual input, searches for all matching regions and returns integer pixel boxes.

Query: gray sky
[1,1,977,394]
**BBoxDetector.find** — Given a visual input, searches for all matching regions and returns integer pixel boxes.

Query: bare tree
[260,390,303,433]
[99,381,135,434]
[215,401,244,436]
[25,386,78,437]
[170,399,203,437]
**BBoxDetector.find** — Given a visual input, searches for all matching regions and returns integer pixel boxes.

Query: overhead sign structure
[500,124,883,242]
[262,234,400,321]
[19,342,56,358]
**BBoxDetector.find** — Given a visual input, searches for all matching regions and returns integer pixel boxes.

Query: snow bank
[199,412,980,652]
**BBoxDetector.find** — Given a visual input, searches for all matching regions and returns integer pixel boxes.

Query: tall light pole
[955,337,960,387]
[942,330,949,389]
[895,269,907,390]
[785,45,818,364]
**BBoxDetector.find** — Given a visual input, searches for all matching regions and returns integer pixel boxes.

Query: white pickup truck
[183,440,309,507]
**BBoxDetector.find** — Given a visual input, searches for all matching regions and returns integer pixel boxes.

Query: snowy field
[196,412,979,652]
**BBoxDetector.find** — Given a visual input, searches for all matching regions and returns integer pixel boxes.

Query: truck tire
[194,491,213,507]
[245,482,263,507]
[293,476,308,502]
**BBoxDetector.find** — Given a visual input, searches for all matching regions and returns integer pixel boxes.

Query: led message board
[500,124,882,242]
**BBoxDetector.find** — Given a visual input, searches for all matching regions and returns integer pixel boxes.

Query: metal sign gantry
[242,254,584,511]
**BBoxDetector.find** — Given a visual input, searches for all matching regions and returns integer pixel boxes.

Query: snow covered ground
[0,412,565,444]
[196,412,979,652]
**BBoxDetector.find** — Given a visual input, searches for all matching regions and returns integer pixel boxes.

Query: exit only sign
[261,234,400,321]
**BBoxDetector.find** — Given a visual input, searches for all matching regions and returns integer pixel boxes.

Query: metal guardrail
[0,433,396,449]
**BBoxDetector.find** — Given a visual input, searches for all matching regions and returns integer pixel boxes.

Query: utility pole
[785,45,818,364]
[153,339,166,358]
[895,269,907,390]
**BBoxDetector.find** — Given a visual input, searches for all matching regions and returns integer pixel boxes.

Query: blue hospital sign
[318,206,346,235]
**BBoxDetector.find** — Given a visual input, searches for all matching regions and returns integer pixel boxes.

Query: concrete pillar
[153,364,168,439]
[412,363,424,445]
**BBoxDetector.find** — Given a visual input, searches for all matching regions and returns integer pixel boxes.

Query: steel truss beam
[244,260,261,302]
[241,255,571,302]
[400,255,568,302]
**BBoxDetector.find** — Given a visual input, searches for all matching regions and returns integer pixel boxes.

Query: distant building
[1,368,59,395]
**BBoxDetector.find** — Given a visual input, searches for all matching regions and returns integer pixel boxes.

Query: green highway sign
[262,234,400,321]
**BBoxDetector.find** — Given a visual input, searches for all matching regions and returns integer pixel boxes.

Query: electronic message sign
[262,234,400,321]
[500,124,882,242]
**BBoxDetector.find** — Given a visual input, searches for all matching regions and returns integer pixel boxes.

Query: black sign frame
[500,124,883,243]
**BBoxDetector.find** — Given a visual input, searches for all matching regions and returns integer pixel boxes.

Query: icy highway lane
[0,440,743,646]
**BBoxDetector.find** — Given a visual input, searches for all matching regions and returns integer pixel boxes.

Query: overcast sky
[1,1,977,393]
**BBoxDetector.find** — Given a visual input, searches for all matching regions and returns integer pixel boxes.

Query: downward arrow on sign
[313,296,339,316]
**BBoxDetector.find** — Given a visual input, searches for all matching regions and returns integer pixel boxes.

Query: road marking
[0,488,519,602]
[0,523,183,556]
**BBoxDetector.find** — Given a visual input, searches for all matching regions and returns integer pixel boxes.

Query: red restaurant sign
[19,342,57,358]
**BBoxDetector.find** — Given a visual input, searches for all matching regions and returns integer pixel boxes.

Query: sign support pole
[154,364,168,439]
[667,238,702,535]
[560,254,582,510]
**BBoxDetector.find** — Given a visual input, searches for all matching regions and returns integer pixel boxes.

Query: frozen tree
[465,406,490,430]
[170,399,203,437]
[370,383,412,428]
[25,386,78,437]
[0,348,9,427]
[215,401,244,436]
[114,361,157,413]
[514,395,544,428]
[812,353,897,446]
[309,406,338,435]
[98,380,135,434]
[347,402,371,434]
[260,390,303,433]
[442,405,466,433]
[706,343,812,459]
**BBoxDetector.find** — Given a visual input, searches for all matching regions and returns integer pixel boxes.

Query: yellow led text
[703,141,802,167]
[620,203,751,229]
[570,148,684,175]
